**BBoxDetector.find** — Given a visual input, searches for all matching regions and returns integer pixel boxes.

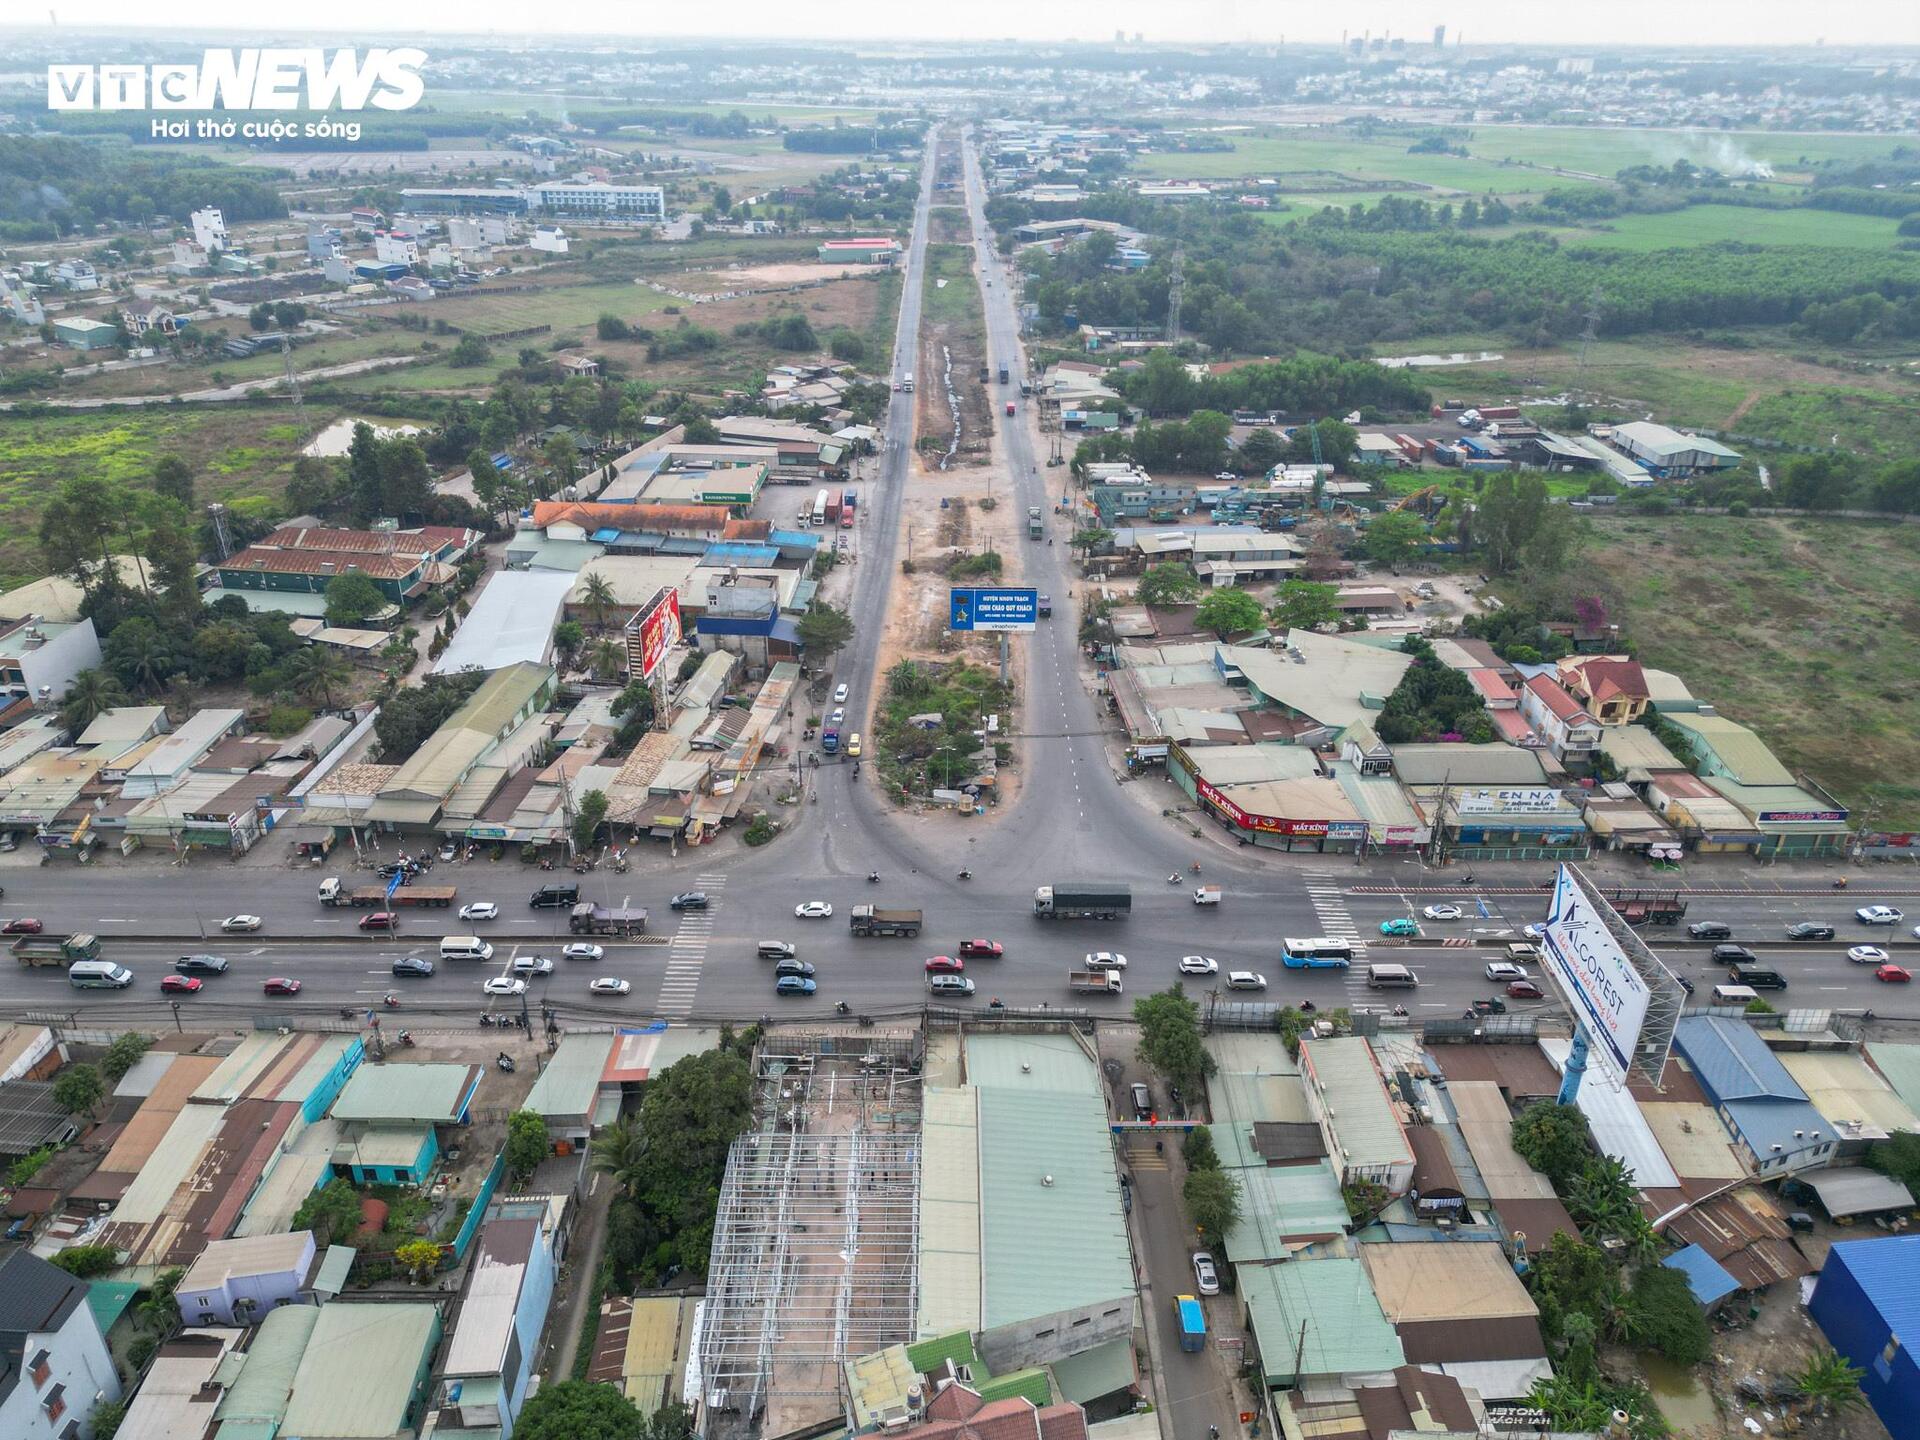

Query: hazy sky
[25,0,1920,47]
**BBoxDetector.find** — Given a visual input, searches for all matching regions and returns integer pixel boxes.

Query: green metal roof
[331,1062,477,1124]
[280,1302,440,1438]
[1868,1043,1920,1120]
[1239,1258,1404,1384]
[524,1033,615,1120]
[1664,712,1795,786]
[84,1281,139,1335]
[216,1304,322,1440]
[977,1366,1054,1407]
[965,1032,1101,1095]
[1221,1160,1349,1263]
[904,1331,977,1373]
[978,1086,1134,1328]
[1050,1339,1134,1404]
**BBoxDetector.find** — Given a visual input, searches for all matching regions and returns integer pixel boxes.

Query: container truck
[569,903,648,937]
[824,495,843,526]
[1034,884,1131,921]
[14,934,101,967]
[1067,969,1124,994]
[1028,506,1044,540]
[850,906,923,938]
[318,877,457,908]
[1175,1295,1207,1352]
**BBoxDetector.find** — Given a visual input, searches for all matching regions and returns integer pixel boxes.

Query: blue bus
[1281,937,1354,970]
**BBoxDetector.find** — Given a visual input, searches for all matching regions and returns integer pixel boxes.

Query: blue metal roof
[768,528,818,549]
[701,543,780,566]
[1827,1236,1920,1341]
[697,613,775,637]
[1664,1244,1740,1306]
[771,616,802,645]
[1674,1017,1808,1104]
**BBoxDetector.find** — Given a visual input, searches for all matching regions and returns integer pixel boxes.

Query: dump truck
[569,903,648,937]
[1068,969,1124,995]
[1607,890,1687,925]
[1175,1296,1206,1352]
[1034,884,1131,921]
[1028,506,1044,540]
[318,877,457,908]
[850,905,923,938]
[14,933,100,967]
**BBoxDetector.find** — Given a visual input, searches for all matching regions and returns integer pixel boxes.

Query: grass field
[922,242,982,326]
[429,281,678,337]
[1560,205,1903,251]
[1457,125,1915,179]
[1581,515,1920,825]
[1139,132,1585,195]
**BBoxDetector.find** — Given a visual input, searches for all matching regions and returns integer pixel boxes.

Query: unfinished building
[698,1028,923,1438]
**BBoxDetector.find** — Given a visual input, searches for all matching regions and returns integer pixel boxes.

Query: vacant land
[915,241,992,459]
[429,280,678,336]
[1582,515,1920,826]
[1560,205,1903,252]
[1456,124,1914,179]
[1139,132,1576,194]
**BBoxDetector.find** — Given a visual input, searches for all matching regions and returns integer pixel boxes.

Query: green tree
[52,1063,105,1119]
[1194,588,1264,638]
[1475,472,1553,575]
[50,1245,120,1278]
[1182,1126,1219,1172]
[1285,419,1356,466]
[59,668,129,734]
[1070,527,1114,558]
[449,334,492,367]
[591,1114,647,1197]
[625,1045,755,1278]
[544,434,579,489]
[286,646,352,709]
[101,1032,152,1083]
[1133,986,1215,1093]
[796,602,856,664]
[325,571,388,624]
[1268,579,1340,633]
[292,1177,366,1246]
[1342,1177,1391,1223]
[152,455,194,509]
[505,1110,549,1179]
[1794,1347,1868,1416]
[588,638,625,682]
[1182,1166,1242,1245]
[467,449,505,521]
[553,620,585,670]
[1132,349,1198,416]
[580,572,619,631]
[38,475,123,595]
[1136,562,1200,607]
[394,1238,442,1282]
[572,789,610,855]
[1236,426,1285,475]
[1362,510,1427,569]
[1870,1130,1920,1194]
[1511,1103,1592,1190]
[1525,1232,1620,1349]
[1619,1261,1709,1363]
[511,1380,645,1440]
[90,1399,129,1440]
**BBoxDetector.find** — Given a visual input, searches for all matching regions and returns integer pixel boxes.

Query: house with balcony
[1555,656,1650,725]
[1518,675,1601,764]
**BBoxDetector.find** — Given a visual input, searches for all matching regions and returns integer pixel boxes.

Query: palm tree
[588,638,625,682]
[590,1115,646,1197]
[1795,1348,1867,1416]
[286,646,351,709]
[579,572,618,633]
[117,627,173,696]
[59,668,128,733]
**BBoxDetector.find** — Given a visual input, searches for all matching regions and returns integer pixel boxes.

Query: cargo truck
[1175,1295,1206,1352]
[850,905,923,938]
[1193,885,1222,906]
[14,934,101,967]
[1607,890,1687,925]
[1068,969,1124,994]
[317,877,457,908]
[1034,884,1131,921]
[569,903,648,937]
[998,366,1010,384]
[1028,506,1044,540]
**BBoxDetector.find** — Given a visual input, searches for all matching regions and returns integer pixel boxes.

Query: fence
[450,1149,505,1261]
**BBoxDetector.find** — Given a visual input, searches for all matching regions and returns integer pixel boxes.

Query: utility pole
[1166,246,1184,347]
[1427,776,1452,869]
[281,334,303,415]
[1575,287,1603,404]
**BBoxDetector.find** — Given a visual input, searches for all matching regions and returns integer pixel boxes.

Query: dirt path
[1722,388,1764,428]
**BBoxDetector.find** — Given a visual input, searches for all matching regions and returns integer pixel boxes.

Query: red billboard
[628,586,682,682]
[1192,775,1330,836]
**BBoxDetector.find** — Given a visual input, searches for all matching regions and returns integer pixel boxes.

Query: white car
[1485,961,1530,982]
[459,902,499,922]
[1523,923,1548,940]
[510,955,554,976]
[482,976,527,996]
[1192,1251,1220,1295]
[219,915,262,933]
[563,942,604,962]
[827,708,845,729]
[795,901,834,919]
[1423,904,1464,921]
[1178,955,1219,976]
[1857,905,1905,926]
[1849,945,1891,965]
[1225,971,1268,991]
[1084,951,1128,971]
[589,977,631,996]
[833,683,849,704]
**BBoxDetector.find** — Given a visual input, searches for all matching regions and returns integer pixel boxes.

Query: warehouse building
[1811,1236,1920,1440]
[1603,422,1741,478]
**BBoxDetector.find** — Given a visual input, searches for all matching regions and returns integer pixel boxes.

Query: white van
[1365,963,1419,989]
[69,960,133,989]
[439,936,495,962]
[1712,984,1759,1007]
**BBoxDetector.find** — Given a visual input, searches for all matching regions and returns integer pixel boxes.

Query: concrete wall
[977,1294,1135,1375]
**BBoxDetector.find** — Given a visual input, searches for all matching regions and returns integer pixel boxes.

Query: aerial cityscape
[0,12,1919,1440]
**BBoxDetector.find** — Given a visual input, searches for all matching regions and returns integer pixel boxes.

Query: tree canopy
[1134,986,1215,1093]
[1136,562,1200,608]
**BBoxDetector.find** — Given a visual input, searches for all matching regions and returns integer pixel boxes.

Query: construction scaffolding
[698,1037,922,1437]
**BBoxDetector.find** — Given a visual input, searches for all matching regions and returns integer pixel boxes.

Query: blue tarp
[1664,1243,1740,1306]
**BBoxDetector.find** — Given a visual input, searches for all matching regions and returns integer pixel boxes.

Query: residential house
[189,208,227,252]
[121,301,180,338]
[275,1302,442,1440]
[1297,1037,1414,1194]
[1518,675,1601,764]
[0,1249,122,1440]
[869,1381,1087,1440]
[175,1232,319,1327]
[1556,656,1650,725]
[427,1205,562,1440]
[53,260,99,292]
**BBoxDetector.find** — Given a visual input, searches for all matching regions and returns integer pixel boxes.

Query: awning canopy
[1803,1167,1916,1218]
[1663,1243,1740,1307]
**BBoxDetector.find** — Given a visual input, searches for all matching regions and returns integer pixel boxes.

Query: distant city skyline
[19,1,1920,48]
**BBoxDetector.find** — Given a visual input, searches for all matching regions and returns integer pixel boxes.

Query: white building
[0,1249,122,1440]
[529,227,570,254]
[449,216,514,248]
[53,259,99,291]
[190,206,228,252]
[374,231,420,266]
[526,181,664,218]
[0,615,103,703]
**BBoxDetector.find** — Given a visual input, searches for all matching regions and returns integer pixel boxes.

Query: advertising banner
[1541,863,1652,1084]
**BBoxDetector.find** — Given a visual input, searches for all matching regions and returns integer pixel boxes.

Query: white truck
[1068,969,1123,995]
[1193,885,1222,906]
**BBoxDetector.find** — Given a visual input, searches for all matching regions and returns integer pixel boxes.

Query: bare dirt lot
[677,261,851,291]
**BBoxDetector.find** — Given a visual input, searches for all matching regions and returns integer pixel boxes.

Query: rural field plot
[1560,205,1903,252]
[1138,133,1566,194]
[1459,124,1916,178]
[430,282,678,337]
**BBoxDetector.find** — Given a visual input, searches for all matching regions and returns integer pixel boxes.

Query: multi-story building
[190,207,228,252]
[0,1250,122,1440]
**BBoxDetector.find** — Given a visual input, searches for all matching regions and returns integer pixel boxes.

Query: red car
[1877,964,1911,984]
[359,912,399,932]
[924,955,964,974]
[160,975,202,994]
[262,978,302,996]
[958,939,1003,959]
[1,918,43,935]
[1506,979,1544,999]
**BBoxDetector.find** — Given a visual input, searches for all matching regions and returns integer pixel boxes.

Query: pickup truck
[1067,969,1123,994]
[1193,885,1222,906]
[1034,884,1131,921]
[850,906,923,938]
[14,933,101,967]
[569,903,647,937]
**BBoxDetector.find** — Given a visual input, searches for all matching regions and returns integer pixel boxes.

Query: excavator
[1391,484,1442,516]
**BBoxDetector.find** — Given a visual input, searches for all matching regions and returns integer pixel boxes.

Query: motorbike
[1299,999,1317,1014]
[1392,1005,1409,1017]
[835,1000,850,1014]
[338,1006,356,1020]
[1833,877,1850,890]
[396,1030,415,1047]
[382,993,400,1009]
[496,1053,516,1073]
[539,858,555,871]
[957,869,973,881]
[867,871,881,884]
[1166,873,1182,884]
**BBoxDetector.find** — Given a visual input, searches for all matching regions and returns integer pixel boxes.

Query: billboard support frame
[1540,861,1684,1095]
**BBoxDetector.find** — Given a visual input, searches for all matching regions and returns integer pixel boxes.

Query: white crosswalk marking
[657,875,726,1016]
[1303,870,1374,1001]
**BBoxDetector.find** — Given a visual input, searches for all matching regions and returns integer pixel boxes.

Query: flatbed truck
[14,934,100,966]
[1068,969,1123,994]
[850,906,923,938]
[1607,890,1687,925]
[1034,884,1131,921]
[318,877,457,908]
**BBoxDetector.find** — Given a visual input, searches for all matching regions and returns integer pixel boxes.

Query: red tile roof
[221,546,425,582]
[902,1385,1087,1440]
[1523,674,1594,725]
[260,525,472,557]
[1562,656,1649,705]
[531,500,731,534]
